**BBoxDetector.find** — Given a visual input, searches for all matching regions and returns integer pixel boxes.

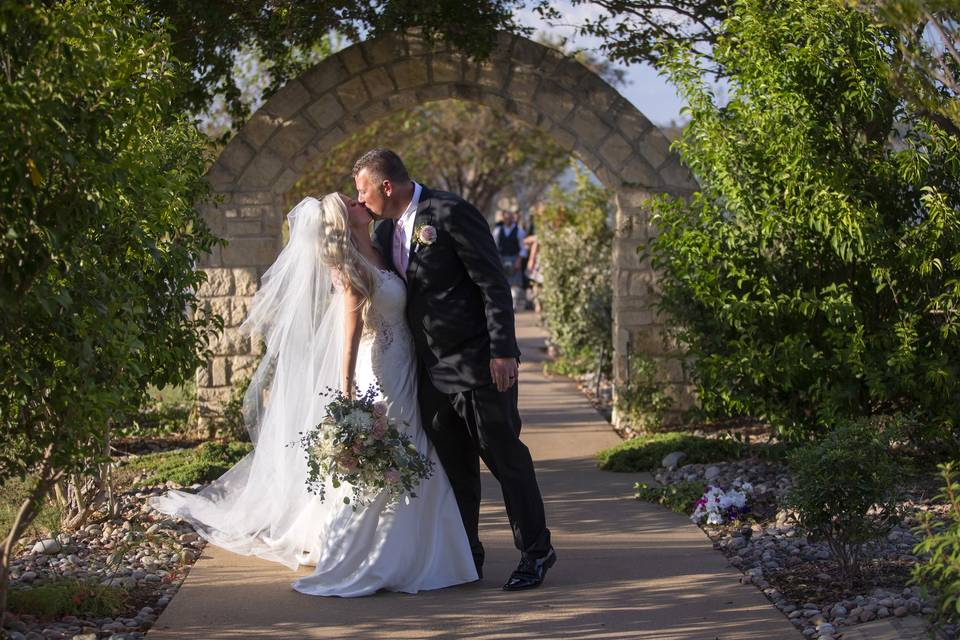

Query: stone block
[533,80,576,123]
[579,75,618,115]
[336,76,370,108]
[218,138,255,176]
[659,156,697,192]
[272,168,300,194]
[242,112,282,149]
[508,70,540,103]
[196,363,212,388]
[339,45,369,74]
[616,106,653,141]
[226,218,263,236]
[390,59,429,90]
[211,328,251,356]
[417,84,452,103]
[301,58,350,96]
[233,267,260,296]
[506,101,544,128]
[230,355,261,382]
[206,163,236,191]
[354,99,389,125]
[473,62,509,92]
[264,80,311,119]
[364,35,404,66]
[619,158,659,188]
[233,191,275,205]
[198,268,234,297]
[236,204,272,219]
[570,106,612,145]
[237,147,285,190]
[547,125,577,151]
[386,89,420,112]
[431,53,462,83]
[229,296,252,327]
[599,133,634,169]
[210,357,229,387]
[511,37,548,68]
[197,384,232,406]
[289,144,322,174]
[266,115,316,159]
[450,83,481,103]
[553,58,590,93]
[639,131,670,170]
[317,126,347,151]
[221,236,280,268]
[197,245,222,268]
[361,67,395,99]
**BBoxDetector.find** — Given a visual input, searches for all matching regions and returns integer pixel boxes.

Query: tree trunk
[0,443,61,630]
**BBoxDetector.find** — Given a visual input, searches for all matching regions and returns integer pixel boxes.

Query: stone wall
[198,31,697,433]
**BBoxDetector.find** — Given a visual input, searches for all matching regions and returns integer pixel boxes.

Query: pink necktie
[392,220,407,279]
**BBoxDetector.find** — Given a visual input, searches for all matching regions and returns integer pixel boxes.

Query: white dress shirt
[396,181,423,259]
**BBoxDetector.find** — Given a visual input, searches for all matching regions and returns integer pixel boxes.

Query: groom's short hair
[352,148,410,184]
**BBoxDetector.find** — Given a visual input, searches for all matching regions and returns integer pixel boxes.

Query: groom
[354,149,556,591]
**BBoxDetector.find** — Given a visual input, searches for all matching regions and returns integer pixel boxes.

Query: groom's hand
[490,357,518,392]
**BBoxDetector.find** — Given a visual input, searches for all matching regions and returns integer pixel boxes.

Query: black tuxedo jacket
[373,186,520,393]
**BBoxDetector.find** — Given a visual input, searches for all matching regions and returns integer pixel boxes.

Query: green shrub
[537,167,613,377]
[783,420,899,581]
[596,432,746,472]
[912,462,960,624]
[614,351,675,431]
[126,441,252,488]
[649,0,960,443]
[219,376,252,442]
[7,578,127,618]
[635,480,706,514]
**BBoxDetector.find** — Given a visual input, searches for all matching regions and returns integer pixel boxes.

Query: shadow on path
[148,312,798,639]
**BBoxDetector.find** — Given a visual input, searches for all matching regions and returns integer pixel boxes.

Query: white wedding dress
[148,196,477,597]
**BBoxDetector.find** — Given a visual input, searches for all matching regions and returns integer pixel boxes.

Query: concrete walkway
[149,313,798,639]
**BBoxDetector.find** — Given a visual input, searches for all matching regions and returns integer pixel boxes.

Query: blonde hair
[318,193,375,327]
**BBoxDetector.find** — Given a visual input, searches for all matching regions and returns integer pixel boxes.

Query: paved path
[149,312,798,639]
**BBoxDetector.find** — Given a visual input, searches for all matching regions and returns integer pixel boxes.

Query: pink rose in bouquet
[372,401,388,418]
[370,416,388,439]
[384,469,402,485]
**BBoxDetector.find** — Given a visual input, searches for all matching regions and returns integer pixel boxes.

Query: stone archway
[195,31,697,430]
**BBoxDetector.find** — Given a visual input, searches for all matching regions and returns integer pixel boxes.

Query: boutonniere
[412,223,437,248]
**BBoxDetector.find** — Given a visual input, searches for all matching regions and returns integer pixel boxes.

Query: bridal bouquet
[291,385,434,509]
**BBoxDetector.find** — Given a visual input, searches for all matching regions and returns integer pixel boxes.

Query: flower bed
[647,459,956,640]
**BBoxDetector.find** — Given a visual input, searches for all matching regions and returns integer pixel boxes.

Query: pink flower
[370,417,388,440]
[417,225,437,245]
[385,469,402,484]
[372,401,388,418]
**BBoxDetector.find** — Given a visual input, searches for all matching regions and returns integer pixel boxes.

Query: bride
[148,194,478,596]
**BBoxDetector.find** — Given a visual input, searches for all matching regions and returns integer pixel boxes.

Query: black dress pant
[418,363,552,568]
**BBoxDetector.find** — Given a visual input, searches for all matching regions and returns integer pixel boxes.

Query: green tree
[291,99,569,216]
[141,0,528,135]
[537,168,614,376]
[855,0,960,136]
[535,0,726,73]
[648,0,960,442]
[0,0,220,621]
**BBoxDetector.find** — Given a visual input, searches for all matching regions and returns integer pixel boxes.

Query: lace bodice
[357,259,414,388]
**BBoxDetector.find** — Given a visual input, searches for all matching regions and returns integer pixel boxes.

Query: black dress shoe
[502,548,557,591]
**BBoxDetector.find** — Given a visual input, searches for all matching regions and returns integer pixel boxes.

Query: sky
[514,2,687,127]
